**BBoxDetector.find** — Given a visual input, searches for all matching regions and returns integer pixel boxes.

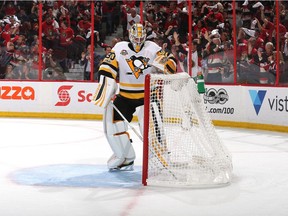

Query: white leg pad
[104,103,136,169]
[106,133,136,169]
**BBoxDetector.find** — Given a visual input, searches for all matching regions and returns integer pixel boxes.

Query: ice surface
[1,118,288,216]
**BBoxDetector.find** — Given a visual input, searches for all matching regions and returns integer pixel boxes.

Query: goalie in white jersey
[92,23,177,170]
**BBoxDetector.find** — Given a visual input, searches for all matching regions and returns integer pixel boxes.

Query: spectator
[188,40,202,77]
[4,64,19,79]
[42,48,66,80]
[171,30,186,72]
[43,49,66,80]
[249,46,269,84]
[203,31,231,83]
[4,2,17,16]
[80,44,102,81]
[59,19,75,70]
[102,0,116,36]
[43,66,66,80]
[94,1,103,32]
[42,15,59,49]
[237,42,259,84]
[58,5,71,28]
[126,8,141,37]
[111,37,121,48]
[1,15,21,46]
[267,53,277,84]
[27,43,41,73]
[51,2,61,19]
[96,45,113,80]
[0,41,16,79]
[77,15,91,37]
[86,28,101,47]
[171,43,185,72]
[19,63,38,80]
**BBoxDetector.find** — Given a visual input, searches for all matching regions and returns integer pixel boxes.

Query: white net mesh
[145,72,233,187]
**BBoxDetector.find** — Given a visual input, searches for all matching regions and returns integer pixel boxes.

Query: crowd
[0,0,103,81]
[0,0,287,85]
[139,0,288,85]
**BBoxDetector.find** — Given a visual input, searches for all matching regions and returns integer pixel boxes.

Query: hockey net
[142,72,233,187]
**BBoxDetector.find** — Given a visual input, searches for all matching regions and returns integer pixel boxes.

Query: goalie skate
[109,160,134,172]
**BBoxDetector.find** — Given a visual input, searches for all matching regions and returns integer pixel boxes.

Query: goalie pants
[113,95,144,122]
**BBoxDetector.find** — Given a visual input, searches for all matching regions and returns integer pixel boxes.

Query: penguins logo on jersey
[126,55,150,79]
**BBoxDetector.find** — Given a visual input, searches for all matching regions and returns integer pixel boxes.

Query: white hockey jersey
[98,41,176,100]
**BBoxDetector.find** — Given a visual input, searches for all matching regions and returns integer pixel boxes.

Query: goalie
[92,23,177,171]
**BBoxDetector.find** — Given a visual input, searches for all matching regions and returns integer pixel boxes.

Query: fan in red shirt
[1,16,20,46]
[42,16,59,49]
[59,20,74,47]
[4,2,17,16]
[59,20,78,69]
[77,15,91,36]
[262,16,287,42]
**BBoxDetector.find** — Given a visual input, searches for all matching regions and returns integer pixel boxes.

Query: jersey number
[107,52,115,60]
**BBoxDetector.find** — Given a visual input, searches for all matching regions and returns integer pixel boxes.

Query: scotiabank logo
[0,86,35,100]
[55,85,73,106]
[78,90,93,102]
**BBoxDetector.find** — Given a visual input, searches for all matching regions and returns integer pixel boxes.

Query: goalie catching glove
[151,51,176,74]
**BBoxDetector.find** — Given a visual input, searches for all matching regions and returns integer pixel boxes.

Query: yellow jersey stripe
[119,82,145,87]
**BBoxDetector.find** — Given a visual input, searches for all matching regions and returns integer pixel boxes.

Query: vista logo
[249,90,266,115]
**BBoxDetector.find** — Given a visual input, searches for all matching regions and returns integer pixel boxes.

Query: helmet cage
[129,24,146,52]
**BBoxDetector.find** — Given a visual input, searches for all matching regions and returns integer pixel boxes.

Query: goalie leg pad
[104,103,136,169]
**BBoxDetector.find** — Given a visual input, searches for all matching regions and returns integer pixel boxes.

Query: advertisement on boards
[205,85,288,127]
[203,85,243,121]
[245,87,288,126]
[0,82,102,114]
[1,82,287,127]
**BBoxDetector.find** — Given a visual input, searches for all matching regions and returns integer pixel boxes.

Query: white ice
[0,118,288,216]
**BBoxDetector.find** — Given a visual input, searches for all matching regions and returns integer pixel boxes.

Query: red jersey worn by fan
[59,21,74,46]
[42,17,59,40]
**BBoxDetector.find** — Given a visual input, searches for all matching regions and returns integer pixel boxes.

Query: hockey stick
[111,101,177,179]
[110,102,143,141]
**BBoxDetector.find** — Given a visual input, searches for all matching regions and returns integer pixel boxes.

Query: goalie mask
[129,23,146,52]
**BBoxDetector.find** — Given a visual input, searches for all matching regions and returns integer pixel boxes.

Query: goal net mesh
[143,72,233,187]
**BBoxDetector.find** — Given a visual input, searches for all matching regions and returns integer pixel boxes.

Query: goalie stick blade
[109,161,134,172]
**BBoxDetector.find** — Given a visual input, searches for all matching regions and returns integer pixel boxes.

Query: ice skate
[109,160,134,172]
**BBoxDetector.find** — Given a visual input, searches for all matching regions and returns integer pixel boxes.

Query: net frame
[142,73,233,187]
